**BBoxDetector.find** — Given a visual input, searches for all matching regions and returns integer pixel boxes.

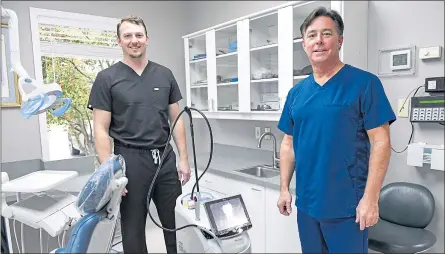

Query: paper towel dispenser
[407,143,444,171]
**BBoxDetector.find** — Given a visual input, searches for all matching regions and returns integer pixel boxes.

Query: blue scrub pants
[297,209,368,253]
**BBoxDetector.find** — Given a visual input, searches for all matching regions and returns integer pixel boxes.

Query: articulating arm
[1,6,30,79]
[2,5,72,118]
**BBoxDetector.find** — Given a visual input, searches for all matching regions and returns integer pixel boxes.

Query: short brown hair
[300,7,344,37]
[117,15,148,38]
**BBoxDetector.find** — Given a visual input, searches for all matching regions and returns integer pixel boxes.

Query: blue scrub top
[278,64,396,219]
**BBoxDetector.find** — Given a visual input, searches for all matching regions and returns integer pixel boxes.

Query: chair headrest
[75,154,126,216]
[379,182,435,228]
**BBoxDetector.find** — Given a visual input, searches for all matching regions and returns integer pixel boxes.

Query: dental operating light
[2,6,71,119]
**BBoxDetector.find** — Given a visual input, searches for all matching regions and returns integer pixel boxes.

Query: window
[30,8,122,161]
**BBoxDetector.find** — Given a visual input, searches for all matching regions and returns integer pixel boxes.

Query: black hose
[147,106,214,233]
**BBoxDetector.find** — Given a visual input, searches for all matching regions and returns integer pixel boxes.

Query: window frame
[29,7,122,161]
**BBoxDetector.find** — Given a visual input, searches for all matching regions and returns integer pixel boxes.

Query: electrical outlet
[264,127,271,140]
[398,98,410,118]
[255,127,261,138]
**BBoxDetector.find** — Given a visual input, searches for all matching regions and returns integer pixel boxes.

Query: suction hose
[146,106,219,240]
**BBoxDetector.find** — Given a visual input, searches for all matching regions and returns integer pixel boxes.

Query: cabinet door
[197,171,228,195]
[226,180,266,253]
[248,11,280,113]
[278,5,294,110]
[265,188,301,253]
[213,24,240,113]
[184,35,210,111]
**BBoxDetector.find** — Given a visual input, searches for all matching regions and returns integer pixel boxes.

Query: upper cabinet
[183,1,369,121]
[186,34,208,111]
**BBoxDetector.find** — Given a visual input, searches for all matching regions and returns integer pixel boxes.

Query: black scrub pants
[114,143,182,254]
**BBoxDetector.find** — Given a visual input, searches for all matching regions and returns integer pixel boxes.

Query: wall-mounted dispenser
[407,143,444,171]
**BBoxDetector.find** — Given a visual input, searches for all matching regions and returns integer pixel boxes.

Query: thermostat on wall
[390,49,411,70]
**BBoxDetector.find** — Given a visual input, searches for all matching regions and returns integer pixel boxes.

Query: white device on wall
[390,49,412,71]
[419,46,442,60]
[409,96,445,123]
[407,143,444,171]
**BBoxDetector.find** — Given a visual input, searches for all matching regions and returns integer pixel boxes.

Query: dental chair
[53,154,127,253]
[368,182,437,253]
[1,154,127,254]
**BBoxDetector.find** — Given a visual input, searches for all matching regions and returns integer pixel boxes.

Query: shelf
[191,84,208,89]
[215,23,237,58]
[189,33,206,62]
[250,43,278,52]
[293,75,309,80]
[190,85,208,111]
[251,43,278,80]
[250,11,278,49]
[217,83,239,112]
[250,80,280,112]
[216,51,237,59]
[217,81,238,86]
[190,57,206,64]
[216,51,238,86]
[216,52,238,68]
[251,78,278,83]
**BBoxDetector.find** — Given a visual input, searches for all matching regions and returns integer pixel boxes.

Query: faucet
[258,132,280,169]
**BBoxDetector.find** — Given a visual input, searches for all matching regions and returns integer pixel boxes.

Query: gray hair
[300,7,344,37]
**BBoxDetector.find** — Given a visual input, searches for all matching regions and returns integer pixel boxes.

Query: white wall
[1,0,189,163]
[368,1,444,253]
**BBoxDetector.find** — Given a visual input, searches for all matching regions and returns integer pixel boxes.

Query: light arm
[1,6,29,79]
[2,5,71,118]
[364,123,392,202]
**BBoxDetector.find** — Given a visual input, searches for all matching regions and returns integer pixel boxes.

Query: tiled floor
[111,206,167,253]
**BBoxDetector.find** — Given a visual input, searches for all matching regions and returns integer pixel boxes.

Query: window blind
[36,13,122,60]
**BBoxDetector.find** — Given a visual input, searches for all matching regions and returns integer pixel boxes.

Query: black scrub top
[87,60,183,149]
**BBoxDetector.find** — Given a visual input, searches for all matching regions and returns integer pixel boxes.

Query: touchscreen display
[207,196,249,233]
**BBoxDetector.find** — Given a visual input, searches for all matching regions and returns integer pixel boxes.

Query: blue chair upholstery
[368,182,436,253]
[53,154,127,253]
[55,212,106,253]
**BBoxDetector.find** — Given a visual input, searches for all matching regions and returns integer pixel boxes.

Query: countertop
[53,144,296,195]
[189,150,296,195]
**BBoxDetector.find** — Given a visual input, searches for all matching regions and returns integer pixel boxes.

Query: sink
[235,165,280,178]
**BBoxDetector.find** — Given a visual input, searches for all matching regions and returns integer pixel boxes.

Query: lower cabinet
[264,188,301,253]
[224,178,266,253]
[183,170,299,253]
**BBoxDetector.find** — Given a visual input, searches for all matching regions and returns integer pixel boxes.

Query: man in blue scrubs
[277,7,396,253]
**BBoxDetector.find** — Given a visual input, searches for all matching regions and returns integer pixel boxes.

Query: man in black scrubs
[87,15,190,253]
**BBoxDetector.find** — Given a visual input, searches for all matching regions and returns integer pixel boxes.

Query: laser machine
[146,107,253,253]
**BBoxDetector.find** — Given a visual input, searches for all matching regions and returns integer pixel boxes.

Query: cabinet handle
[251,188,261,192]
